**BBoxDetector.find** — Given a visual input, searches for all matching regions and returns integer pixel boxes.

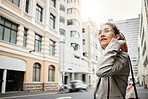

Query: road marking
[0,92,58,99]
[56,97,72,99]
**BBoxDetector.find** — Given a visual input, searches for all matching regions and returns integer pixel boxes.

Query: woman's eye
[106,29,110,32]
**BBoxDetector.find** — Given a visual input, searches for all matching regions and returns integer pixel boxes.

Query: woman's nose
[100,32,106,37]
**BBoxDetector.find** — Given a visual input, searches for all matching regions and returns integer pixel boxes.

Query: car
[67,80,88,92]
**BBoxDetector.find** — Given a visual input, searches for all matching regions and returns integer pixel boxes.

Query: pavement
[127,86,148,99]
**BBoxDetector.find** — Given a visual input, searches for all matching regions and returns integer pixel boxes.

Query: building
[58,0,89,86]
[82,18,100,88]
[108,16,140,83]
[138,0,148,87]
[0,0,60,93]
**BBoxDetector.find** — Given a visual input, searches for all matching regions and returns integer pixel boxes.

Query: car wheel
[69,89,72,92]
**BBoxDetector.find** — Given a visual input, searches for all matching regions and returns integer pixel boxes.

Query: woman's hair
[102,22,126,41]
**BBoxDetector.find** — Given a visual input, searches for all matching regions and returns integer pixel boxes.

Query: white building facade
[109,16,140,83]
[0,0,60,93]
[82,19,100,88]
[138,0,148,87]
[58,0,89,86]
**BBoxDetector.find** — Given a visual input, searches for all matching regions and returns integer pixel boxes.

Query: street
[0,89,94,99]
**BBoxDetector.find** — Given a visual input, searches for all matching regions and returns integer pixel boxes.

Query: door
[0,69,3,93]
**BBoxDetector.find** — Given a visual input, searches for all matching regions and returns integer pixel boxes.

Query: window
[33,63,41,81]
[23,28,27,47]
[70,31,80,38]
[34,34,42,52]
[67,19,79,27]
[48,65,55,81]
[71,43,80,51]
[25,0,30,13]
[50,13,56,29]
[8,0,20,7]
[60,16,65,23]
[36,4,43,22]
[49,39,55,56]
[67,0,72,3]
[67,0,79,4]
[0,17,18,44]
[59,28,66,36]
[60,4,65,12]
[82,39,85,45]
[50,0,56,7]
[67,8,79,16]
[82,28,85,33]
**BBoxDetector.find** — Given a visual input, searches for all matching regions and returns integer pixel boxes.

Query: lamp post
[59,39,66,90]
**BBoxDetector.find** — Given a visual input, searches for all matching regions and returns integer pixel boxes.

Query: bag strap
[107,77,110,99]
[128,56,139,99]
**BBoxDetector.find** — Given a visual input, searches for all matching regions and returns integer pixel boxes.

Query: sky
[81,0,141,27]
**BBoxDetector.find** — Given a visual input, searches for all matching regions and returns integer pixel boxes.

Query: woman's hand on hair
[119,40,128,52]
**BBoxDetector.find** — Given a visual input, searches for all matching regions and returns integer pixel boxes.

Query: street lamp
[59,39,66,90]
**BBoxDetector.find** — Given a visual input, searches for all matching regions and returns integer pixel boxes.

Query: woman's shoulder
[118,51,130,59]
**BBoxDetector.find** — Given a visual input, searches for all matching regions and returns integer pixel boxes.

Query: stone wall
[23,82,58,92]
[43,82,58,91]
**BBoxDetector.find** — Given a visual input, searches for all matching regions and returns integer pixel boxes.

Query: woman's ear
[115,34,120,40]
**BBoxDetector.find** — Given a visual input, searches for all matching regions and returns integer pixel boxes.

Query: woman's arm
[96,38,128,77]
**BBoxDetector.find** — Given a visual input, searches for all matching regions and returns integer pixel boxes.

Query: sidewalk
[0,90,59,98]
[129,86,148,99]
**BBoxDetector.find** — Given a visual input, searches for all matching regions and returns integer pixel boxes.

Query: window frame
[34,34,42,52]
[50,13,56,29]
[0,17,18,44]
[59,28,66,36]
[71,43,80,51]
[25,0,30,13]
[48,65,55,82]
[36,4,43,22]
[33,63,41,82]
[50,0,56,8]
[49,39,55,56]
[70,30,80,38]
[23,28,27,47]
[8,0,20,7]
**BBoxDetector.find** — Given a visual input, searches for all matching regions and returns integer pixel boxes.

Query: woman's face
[98,25,119,49]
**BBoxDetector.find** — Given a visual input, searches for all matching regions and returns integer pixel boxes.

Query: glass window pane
[5,20,11,27]
[8,0,13,3]
[13,0,19,7]
[0,17,4,25]
[23,29,27,47]
[39,42,41,52]
[0,26,4,40]
[11,31,17,44]
[33,68,35,81]
[35,41,38,51]
[12,24,17,30]
[49,70,52,81]
[36,68,40,81]
[4,28,10,42]
[23,35,26,47]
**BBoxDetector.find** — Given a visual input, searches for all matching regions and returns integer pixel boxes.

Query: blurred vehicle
[67,80,88,92]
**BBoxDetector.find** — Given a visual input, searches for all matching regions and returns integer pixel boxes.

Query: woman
[94,23,131,99]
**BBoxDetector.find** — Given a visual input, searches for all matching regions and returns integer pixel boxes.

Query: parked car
[67,80,88,92]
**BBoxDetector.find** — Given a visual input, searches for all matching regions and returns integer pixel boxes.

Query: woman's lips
[101,38,107,41]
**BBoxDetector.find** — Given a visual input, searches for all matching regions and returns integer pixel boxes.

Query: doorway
[82,74,86,82]
[0,69,3,93]
[6,70,24,91]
